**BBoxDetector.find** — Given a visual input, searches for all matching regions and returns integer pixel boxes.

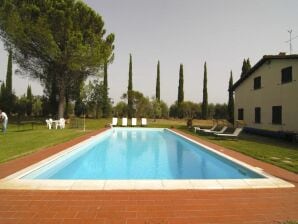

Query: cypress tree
[246,58,251,72]
[241,59,246,78]
[155,60,160,101]
[177,64,184,105]
[241,58,252,78]
[26,85,32,100]
[26,85,33,116]
[227,71,234,123]
[6,49,12,94]
[102,62,110,117]
[127,54,133,118]
[202,62,208,119]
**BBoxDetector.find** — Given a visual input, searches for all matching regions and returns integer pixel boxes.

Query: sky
[0,0,297,105]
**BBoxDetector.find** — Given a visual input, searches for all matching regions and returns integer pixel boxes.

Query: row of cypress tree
[126,55,241,122]
[1,48,249,122]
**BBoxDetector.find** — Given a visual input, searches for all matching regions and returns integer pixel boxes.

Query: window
[272,106,282,124]
[255,107,261,123]
[281,66,292,84]
[238,108,244,120]
[254,76,261,89]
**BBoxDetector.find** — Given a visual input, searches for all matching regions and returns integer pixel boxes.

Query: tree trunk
[58,85,65,119]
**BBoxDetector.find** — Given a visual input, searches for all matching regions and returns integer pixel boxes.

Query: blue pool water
[22,128,264,180]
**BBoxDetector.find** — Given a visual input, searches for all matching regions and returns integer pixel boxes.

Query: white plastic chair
[46,119,52,129]
[56,118,65,129]
[122,117,128,127]
[131,118,137,127]
[141,118,147,126]
[112,117,118,126]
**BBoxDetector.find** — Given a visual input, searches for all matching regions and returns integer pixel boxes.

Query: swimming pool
[22,128,263,180]
[1,128,294,190]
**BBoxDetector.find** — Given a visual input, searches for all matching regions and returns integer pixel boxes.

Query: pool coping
[0,128,294,190]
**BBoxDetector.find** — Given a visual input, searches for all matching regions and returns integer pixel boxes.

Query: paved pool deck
[0,128,297,223]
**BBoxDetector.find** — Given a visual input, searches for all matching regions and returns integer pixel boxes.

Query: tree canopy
[0,0,115,118]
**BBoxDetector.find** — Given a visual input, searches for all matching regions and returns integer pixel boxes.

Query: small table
[51,120,61,129]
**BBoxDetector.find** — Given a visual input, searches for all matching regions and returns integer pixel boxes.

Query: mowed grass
[0,118,110,163]
[180,127,298,173]
[0,118,297,174]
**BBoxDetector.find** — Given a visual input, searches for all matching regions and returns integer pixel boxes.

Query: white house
[231,54,298,134]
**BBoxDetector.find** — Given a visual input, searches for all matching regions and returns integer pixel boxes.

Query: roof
[230,54,298,91]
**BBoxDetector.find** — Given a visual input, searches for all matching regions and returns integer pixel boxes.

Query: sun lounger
[131,118,137,126]
[112,117,118,126]
[214,128,243,138]
[141,118,147,126]
[202,126,227,134]
[195,124,217,133]
[122,117,128,127]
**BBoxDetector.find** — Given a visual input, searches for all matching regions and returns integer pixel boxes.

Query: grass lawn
[0,118,110,163]
[1,118,297,174]
[179,127,298,173]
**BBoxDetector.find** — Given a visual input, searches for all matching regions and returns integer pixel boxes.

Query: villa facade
[231,54,298,133]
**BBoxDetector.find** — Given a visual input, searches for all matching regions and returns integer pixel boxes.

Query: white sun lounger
[131,118,137,126]
[122,117,128,127]
[214,128,243,138]
[112,117,118,126]
[141,118,147,126]
[203,126,227,134]
[194,124,217,133]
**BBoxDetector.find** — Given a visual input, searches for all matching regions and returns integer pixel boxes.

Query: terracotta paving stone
[0,128,298,223]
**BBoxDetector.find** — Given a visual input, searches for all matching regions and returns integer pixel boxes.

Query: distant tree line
[0,50,253,121]
[0,48,252,122]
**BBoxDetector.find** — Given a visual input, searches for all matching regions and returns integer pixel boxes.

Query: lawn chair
[122,117,128,127]
[195,124,217,133]
[56,118,65,129]
[46,119,52,129]
[131,118,137,127]
[202,126,227,134]
[214,128,243,138]
[112,117,118,126]
[141,118,147,126]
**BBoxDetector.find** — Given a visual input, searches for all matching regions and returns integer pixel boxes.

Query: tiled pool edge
[0,128,294,190]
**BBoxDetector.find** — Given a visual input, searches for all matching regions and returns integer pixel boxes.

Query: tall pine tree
[127,54,134,118]
[6,49,12,94]
[177,64,184,105]
[102,62,110,117]
[202,62,208,119]
[155,60,160,101]
[227,71,234,123]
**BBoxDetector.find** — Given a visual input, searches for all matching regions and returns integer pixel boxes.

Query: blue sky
[0,0,297,105]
